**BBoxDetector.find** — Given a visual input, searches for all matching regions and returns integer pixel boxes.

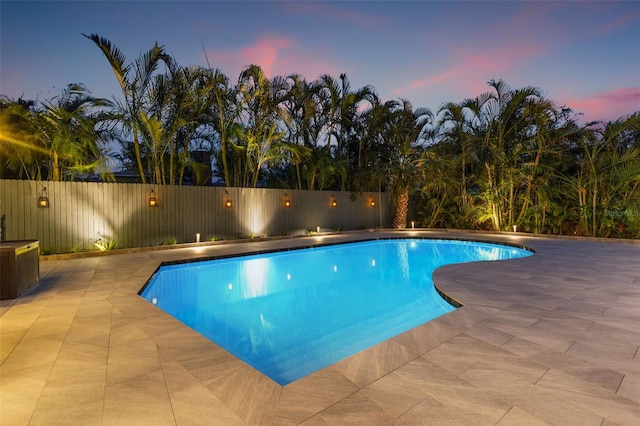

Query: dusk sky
[1,0,639,124]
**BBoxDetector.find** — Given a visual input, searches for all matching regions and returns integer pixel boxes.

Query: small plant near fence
[93,234,117,251]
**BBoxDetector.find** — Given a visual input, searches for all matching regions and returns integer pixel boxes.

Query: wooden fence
[0,180,391,253]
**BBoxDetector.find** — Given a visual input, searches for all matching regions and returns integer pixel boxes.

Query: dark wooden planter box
[0,240,39,300]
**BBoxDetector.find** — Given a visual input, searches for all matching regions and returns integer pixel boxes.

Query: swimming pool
[139,238,532,385]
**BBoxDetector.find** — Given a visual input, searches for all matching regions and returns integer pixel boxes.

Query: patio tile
[103,370,175,425]
[0,329,26,362]
[395,358,513,424]
[460,361,604,425]
[204,362,282,425]
[30,398,104,426]
[495,406,549,425]
[394,395,473,425]
[314,391,395,425]
[423,334,548,383]
[617,374,640,403]
[160,356,246,425]
[0,362,53,423]
[359,371,429,418]
[0,332,66,372]
[171,382,246,426]
[275,368,359,424]
[535,368,640,425]
[106,337,163,386]
[529,350,625,392]
[333,336,420,387]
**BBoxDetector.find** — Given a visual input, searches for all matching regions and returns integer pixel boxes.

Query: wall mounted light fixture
[368,196,376,207]
[37,187,50,208]
[330,195,337,207]
[284,193,291,207]
[148,189,158,207]
[225,191,232,208]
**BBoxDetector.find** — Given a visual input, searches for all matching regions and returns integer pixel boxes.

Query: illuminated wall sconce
[331,195,337,207]
[368,196,376,207]
[148,189,158,207]
[283,193,291,207]
[37,187,50,208]
[225,191,232,208]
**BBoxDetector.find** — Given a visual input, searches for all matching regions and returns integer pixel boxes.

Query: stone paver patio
[1,230,639,425]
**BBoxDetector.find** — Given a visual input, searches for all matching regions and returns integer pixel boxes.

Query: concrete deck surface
[1,230,639,425]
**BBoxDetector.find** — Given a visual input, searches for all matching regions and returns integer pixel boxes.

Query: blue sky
[1,0,639,124]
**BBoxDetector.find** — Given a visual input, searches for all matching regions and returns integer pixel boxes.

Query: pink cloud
[392,70,457,96]
[238,37,293,78]
[564,88,640,123]
[207,35,339,82]
[457,42,547,75]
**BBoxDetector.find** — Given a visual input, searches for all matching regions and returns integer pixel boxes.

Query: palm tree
[380,99,433,228]
[38,84,113,181]
[435,100,482,215]
[231,65,302,187]
[561,113,640,237]
[84,33,172,183]
[317,73,377,190]
[1,86,112,181]
[199,66,239,187]
[462,79,550,230]
[0,97,45,179]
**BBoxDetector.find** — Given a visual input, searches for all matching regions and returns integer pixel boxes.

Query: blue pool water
[140,238,532,385]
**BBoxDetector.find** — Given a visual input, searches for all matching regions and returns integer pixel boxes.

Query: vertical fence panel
[54,182,64,251]
[13,179,24,240]
[126,183,134,248]
[78,182,87,250]
[135,183,143,247]
[23,181,36,240]
[1,180,10,239]
[88,181,99,249]
[7,180,20,240]
[93,181,103,248]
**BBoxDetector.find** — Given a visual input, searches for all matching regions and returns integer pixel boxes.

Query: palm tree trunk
[132,131,146,184]
[393,187,410,229]
[52,151,60,181]
[169,135,175,185]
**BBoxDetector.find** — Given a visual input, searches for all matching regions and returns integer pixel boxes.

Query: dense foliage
[1,35,638,237]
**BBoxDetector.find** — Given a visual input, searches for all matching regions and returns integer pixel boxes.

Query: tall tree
[562,113,640,237]
[318,73,377,190]
[380,99,433,228]
[84,33,171,183]
[0,97,44,179]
